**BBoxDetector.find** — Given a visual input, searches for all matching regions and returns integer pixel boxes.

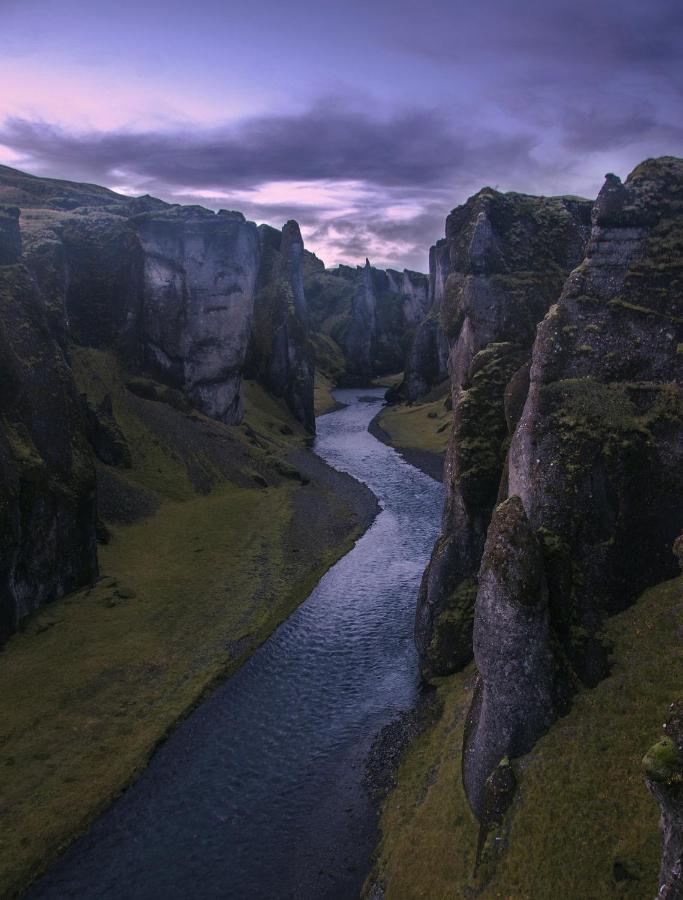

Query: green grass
[0,351,367,898]
[314,368,340,416]
[377,397,451,455]
[371,574,683,899]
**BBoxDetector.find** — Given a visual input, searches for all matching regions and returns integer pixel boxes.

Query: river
[30,388,444,900]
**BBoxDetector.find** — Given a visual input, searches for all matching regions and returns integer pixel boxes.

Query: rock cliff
[305,258,429,385]
[249,221,315,431]
[0,254,97,641]
[415,188,592,679]
[0,165,315,638]
[460,157,683,813]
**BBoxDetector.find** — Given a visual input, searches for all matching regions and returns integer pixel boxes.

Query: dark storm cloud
[0,105,536,192]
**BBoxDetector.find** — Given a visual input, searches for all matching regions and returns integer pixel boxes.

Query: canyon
[0,157,681,899]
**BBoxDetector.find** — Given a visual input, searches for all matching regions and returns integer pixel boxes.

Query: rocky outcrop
[305,259,429,385]
[461,157,683,810]
[398,240,450,401]
[462,497,555,816]
[133,206,260,424]
[249,221,315,431]
[644,701,683,899]
[0,164,312,639]
[0,263,97,641]
[415,189,592,679]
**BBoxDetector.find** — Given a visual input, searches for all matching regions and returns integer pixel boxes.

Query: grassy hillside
[370,574,683,899]
[0,351,370,898]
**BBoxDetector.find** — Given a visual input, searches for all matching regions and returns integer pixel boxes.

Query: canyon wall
[415,187,592,679]
[305,258,429,384]
[0,211,97,641]
[423,157,683,816]
[0,164,317,638]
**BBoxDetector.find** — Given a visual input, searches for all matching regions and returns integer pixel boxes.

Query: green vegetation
[376,395,451,455]
[0,349,367,898]
[371,574,683,899]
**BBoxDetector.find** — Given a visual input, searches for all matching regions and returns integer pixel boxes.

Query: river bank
[0,365,377,899]
[26,388,444,900]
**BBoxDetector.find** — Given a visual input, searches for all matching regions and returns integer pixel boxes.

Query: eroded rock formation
[415,188,592,679]
[0,258,97,641]
[305,258,429,385]
[249,221,315,431]
[460,157,683,810]
[0,165,316,638]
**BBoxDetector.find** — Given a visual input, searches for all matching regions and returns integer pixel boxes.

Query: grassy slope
[376,395,451,456]
[0,350,367,898]
[371,574,683,899]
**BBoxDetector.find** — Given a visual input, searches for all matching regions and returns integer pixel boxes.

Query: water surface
[32,389,444,899]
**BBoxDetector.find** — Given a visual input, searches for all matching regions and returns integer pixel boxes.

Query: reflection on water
[31,389,444,900]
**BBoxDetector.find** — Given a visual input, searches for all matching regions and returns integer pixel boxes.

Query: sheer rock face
[133,207,260,425]
[415,189,592,679]
[462,497,555,817]
[644,701,683,899]
[462,157,683,812]
[509,158,683,684]
[0,264,97,641]
[249,221,315,432]
[309,260,429,385]
[401,241,450,401]
[0,164,307,637]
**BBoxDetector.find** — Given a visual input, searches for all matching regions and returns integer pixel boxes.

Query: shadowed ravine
[30,388,444,900]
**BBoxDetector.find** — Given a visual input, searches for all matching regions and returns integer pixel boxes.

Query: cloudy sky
[1,0,681,270]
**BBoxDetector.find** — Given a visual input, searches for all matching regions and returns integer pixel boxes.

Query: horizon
[1,0,682,270]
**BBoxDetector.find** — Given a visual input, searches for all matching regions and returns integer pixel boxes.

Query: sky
[1,0,681,270]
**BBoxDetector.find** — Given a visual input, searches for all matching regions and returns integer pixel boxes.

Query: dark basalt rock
[248,221,315,432]
[83,394,132,468]
[462,157,683,812]
[415,188,592,678]
[644,700,683,899]
[305,258,429,387]
[0,264,97,641]
[462,497,555,816]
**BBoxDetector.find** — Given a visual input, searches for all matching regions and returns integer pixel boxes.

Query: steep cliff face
[305,259,429,385]
[0,165,311,638]
[248,221,315,431]
[462,157,683,811]
[0,261,97,641]
[399,240,450,401]
[133,206,260,424]
[415,189,592,679]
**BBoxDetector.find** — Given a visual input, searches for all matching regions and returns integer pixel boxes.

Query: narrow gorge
[0,155,681,900]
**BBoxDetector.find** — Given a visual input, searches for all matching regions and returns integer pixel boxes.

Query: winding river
[31,389,444,900]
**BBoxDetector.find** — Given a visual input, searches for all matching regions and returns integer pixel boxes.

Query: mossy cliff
[0,259,97,643]
[414,188,592,679]
[491,158,683,798]
[247,221,315,432]
[304,255,429,387]
[0,165,324,638]
[372,157,683,896]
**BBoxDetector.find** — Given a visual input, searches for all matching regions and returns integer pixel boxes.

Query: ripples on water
[31,388,444,900]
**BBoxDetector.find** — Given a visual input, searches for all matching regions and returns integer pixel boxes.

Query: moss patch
[371,574,683,898]
[377,397,451,455]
